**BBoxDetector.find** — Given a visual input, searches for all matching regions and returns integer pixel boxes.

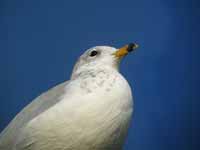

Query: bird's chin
[112,58,122,71]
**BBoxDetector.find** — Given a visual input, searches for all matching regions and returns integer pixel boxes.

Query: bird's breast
[62,70,133,149]
[22,70,133,150]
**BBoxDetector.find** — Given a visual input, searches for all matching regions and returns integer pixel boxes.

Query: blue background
[0,0,198,150]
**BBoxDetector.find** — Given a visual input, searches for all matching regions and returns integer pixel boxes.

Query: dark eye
[90,50,98,57]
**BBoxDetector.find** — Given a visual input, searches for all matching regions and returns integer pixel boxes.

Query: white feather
[0,46,133,150]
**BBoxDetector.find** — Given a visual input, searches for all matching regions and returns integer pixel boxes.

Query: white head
[71,44,138,79]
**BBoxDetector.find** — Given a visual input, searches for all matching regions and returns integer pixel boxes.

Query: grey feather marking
[0,81,69,149]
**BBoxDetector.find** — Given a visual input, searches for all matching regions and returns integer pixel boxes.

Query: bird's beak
[113,43,138,58]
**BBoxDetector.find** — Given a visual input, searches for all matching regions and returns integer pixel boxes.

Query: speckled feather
[0,46,133,150]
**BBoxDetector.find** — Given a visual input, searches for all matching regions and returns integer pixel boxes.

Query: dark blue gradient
[0,0,199,150]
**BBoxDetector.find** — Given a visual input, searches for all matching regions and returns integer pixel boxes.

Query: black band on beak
[127,43,137,52]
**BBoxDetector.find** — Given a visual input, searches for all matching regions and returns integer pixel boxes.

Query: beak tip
[114,42,138,57]
[127,43,139,52]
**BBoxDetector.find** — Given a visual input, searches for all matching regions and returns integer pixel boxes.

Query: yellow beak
[114,43,138,58]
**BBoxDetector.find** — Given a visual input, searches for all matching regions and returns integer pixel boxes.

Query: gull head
[71,43,138,79]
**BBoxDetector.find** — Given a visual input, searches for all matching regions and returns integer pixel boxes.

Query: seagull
[0,43,138,150]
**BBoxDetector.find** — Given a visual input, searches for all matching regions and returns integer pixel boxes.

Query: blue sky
[0,0,199,150]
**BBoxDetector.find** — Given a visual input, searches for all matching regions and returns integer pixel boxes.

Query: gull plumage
[0,44,138,150]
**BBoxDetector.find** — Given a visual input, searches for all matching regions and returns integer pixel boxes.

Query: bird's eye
[89,50,98,57]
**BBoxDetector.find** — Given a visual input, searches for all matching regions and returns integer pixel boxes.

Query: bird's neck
[70,66,119,80]
[69,67,122,95]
